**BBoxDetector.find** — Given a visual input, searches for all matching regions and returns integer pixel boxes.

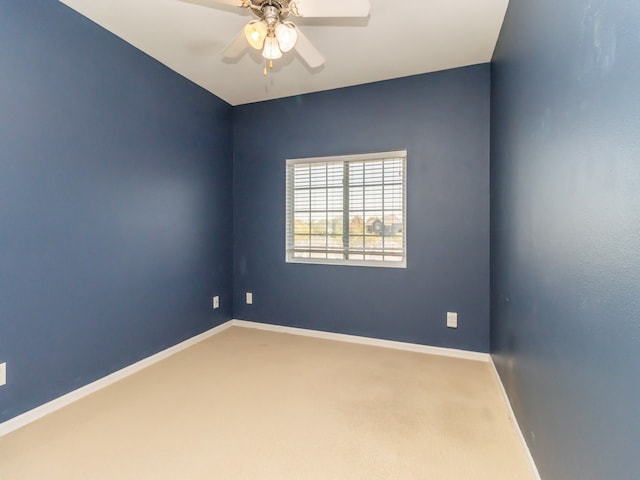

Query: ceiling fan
[205,0,370,74]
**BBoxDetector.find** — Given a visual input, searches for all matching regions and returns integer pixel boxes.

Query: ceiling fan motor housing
[249,0,293,21]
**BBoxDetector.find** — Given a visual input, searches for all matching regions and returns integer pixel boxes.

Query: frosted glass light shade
[262,35,282,60]
[244,21,267,50]
[275,22,298,52]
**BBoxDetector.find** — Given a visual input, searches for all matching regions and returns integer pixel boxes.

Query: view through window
[286,150,406,267]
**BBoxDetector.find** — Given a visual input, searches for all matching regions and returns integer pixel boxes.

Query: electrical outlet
[447,312,458,329]
[0,363,6,387]
[213,296,219,309]
[246,292,253,304]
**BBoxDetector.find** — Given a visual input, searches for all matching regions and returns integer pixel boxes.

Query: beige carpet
[0,326,535,479]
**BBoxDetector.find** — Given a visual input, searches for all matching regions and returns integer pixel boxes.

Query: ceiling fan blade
[222,29,249,59]
[294,28,325,68]
[203,0,245,6]
[291,0,370,18]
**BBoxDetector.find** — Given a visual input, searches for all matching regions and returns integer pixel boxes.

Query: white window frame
[285,150,407,268]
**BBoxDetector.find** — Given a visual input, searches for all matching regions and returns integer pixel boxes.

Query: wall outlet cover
[246,292,253,304]
[0,363,6,386]
[213,296,219,309]
[447,312,458,329]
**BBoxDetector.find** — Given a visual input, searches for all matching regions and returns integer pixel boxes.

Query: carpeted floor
[0,326,536,479]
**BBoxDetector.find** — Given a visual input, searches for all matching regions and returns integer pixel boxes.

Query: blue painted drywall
[491,0,640,478]
[0,1,233,422]
[233,65,491,352]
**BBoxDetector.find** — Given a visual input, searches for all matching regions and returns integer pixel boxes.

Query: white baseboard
[0,321,235,437]
[489,358,542,480]
[230,319,490,362]
[0,318,491,438]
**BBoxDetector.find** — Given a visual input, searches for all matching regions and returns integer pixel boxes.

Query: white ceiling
[58,0,509,106]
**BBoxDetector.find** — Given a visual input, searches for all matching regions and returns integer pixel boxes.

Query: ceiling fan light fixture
[262,35,283,60]
[275,22,298,53]
[244,20,267,50]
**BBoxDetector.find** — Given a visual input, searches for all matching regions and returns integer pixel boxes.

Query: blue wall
[233,65,491,352]
[0,1,233,422]
[491,0,640,478]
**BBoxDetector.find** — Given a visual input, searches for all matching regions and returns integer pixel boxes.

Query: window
[286,150,406,268]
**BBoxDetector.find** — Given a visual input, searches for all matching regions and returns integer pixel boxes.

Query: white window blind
[286,150,406,268]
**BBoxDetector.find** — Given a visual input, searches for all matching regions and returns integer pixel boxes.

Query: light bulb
[244,21,267,50]
[262,35,282,60]
[275,22,298,53]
